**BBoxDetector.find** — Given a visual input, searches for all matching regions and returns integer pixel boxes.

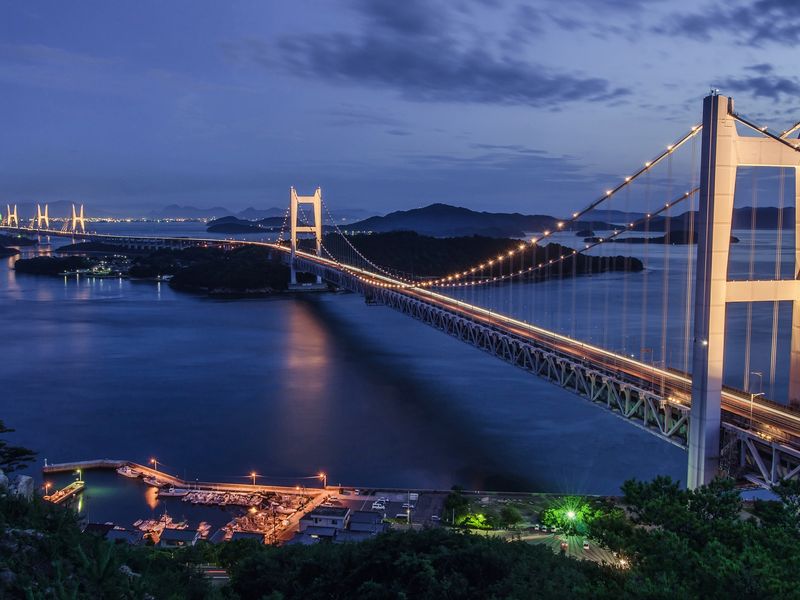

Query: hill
[344,203,614,238]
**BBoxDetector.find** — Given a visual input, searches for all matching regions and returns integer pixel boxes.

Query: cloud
[656,0,800,46]
[717,70,800,101]
[274,2,628,108]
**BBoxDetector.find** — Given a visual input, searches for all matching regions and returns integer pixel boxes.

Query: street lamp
[750,392,765,429]
[75,469,82,482]
[250,472,258,487]
[150,458,159,472]
[319,472,327,489]
[749,371,764,429]
[44,482,51,497]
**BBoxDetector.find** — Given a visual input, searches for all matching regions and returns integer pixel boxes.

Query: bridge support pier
[689,93,800,489]
[289,187,323,287]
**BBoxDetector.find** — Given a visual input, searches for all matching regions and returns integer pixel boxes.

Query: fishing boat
[158,485,189,498]
[116,464,140,478]
[143,476,166,488]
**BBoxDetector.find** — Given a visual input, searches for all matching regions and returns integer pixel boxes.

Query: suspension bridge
[4,93,800,490]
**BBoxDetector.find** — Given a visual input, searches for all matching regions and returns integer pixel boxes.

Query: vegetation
[167,246,314,293]
[13,256,90,275]
[0,421,35,473]
[321,231,642,279]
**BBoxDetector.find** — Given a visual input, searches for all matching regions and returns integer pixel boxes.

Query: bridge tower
[5,204,18,227]
[36,204,49,229]
[289,186,323,285]
[71,204,86,233]
[688,93,800,489]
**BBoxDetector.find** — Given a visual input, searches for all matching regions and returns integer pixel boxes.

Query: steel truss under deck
[295,255,800,489]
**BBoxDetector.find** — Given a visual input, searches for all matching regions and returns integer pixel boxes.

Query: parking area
[326,490,447,527]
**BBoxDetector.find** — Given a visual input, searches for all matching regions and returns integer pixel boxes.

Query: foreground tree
[0,420,35,473]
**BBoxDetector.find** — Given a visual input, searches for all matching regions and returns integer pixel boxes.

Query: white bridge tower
[5,204,18,227]
[689,93,800,488]
[289,186,323,285]
[36,204,49,229]
[71,204,86,233]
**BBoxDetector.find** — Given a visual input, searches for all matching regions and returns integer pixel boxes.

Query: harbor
[42,459,334,545]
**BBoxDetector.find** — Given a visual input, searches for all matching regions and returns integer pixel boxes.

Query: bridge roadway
[7,226,800,486]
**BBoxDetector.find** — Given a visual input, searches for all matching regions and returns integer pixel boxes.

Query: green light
[566,510,576,520]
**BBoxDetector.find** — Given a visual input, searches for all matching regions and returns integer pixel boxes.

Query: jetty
[43,480,85,505]
[42,459,325,497]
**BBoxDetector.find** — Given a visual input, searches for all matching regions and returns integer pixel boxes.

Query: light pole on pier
[150,457,159,473]
[319,472,327,489]
[250,472,258,488]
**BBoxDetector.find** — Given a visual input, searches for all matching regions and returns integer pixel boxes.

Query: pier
[43,480,85,505]
[43,459,325,496]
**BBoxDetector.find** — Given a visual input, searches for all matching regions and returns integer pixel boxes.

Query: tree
[0,420,36,473]
[500,505,523,529]
[443,487,470,524]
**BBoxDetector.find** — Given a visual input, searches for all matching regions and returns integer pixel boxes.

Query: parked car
[372,501,386,510]
[430,515,441,521]
[583,540,590,550]
[401,503,415,509]
[533,524,540,531]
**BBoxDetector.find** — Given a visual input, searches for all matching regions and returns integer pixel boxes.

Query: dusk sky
[2,0,799,215]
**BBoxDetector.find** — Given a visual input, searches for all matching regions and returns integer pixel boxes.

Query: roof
[285,533,320,546]
[230,531,266,542]
[83,523,115,536]
[305,506,350,518]
[350,521,388,534]
[160,529,200,542]
[303,526,338,538]
[349,510,383,524]
[334,530,374,543]
[106,529,144,544]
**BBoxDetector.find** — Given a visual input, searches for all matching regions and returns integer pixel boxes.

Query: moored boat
[158,486,189,497]
[116,464,140,478]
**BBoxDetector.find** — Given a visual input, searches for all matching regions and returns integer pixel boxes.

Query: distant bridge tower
[289,186,323,285]
[5,204,18,227]
[689,93,800,489]
[36,204,49,229]
[71,204,86,233]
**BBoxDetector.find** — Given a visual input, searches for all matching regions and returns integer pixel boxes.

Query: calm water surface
[1,225,694,523]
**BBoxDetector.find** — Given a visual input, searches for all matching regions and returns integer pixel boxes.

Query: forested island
[13,231,642,294]
[0,234,36,258]
[321,231,642,279]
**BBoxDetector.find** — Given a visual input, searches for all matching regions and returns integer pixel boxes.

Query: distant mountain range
[200,203,800,239]
[147,204,377,221]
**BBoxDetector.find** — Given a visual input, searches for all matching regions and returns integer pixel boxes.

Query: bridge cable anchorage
[418,124,703,287]
[435,188,699,289]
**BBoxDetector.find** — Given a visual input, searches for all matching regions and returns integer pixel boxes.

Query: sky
[1,0,799,216]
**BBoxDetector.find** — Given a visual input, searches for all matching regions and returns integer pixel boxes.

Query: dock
[42,459,325,497]
[43,480,85,505]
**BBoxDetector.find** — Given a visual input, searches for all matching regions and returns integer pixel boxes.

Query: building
[105,528,145,545]
[289,509,388,545]
[348,511,388,535]
[159,528,200,548]
[299,506,351,531]
[230,531,266,544]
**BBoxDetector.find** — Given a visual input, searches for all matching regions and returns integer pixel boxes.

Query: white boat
[143,476,166,488]
[116,465,140,478]
[158,486,189,498]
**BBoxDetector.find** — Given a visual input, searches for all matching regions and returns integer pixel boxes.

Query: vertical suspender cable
[769,169,786,397]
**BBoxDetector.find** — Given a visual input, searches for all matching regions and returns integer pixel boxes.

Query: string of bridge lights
[733,113,800,152]
[414,123,703,288]
[434,187,700,288]
[320,198,416,283]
